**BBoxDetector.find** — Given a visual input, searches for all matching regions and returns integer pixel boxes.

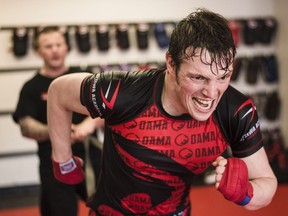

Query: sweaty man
[47,8,277,216]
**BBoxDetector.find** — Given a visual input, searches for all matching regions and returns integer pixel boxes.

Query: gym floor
[0,183,287,216]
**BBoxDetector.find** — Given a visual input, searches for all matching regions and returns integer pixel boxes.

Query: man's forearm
[47,77,74,163]
[243,147,278,210]
[19,116,49,142]
[244,177,277,210]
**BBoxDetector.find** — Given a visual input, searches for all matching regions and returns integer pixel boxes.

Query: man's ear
[165,52,172,71]
[165,52,176,76]
[36,49,43,58]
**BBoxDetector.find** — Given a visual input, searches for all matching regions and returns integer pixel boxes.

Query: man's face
[37,31,68,69]
[168,50,233,121]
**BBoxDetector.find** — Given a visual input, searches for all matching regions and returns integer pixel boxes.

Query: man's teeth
[192,98,212,110]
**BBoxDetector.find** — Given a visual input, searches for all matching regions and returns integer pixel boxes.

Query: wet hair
[32,26,65,50]
[168,8,236,75]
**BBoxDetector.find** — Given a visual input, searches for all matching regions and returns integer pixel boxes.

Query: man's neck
[40,65,68,78]
[162,72,183,116]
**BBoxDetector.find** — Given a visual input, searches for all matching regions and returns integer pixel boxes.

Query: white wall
[0,0,275,26]
[1,0,286,188]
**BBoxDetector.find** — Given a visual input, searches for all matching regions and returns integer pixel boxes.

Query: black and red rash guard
[80,69,263,215]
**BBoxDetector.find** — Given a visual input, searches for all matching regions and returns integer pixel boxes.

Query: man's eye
[220,74,231,80]
[192,76,204,80]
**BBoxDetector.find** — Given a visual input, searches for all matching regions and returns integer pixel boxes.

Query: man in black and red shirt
[47,8,277,216]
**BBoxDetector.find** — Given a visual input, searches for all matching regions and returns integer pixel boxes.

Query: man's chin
[50,64,65,70]
[191,110,213,122]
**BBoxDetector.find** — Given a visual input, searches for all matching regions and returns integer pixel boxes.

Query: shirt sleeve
[12,82,39,123]
[80,70,161,124]
[215,85,263,158]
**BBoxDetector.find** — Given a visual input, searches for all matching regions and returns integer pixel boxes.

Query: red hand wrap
[52,156,85,185]
[218,158,253,204]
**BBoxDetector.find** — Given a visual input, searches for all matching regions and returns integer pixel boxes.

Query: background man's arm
[19,116,49,142]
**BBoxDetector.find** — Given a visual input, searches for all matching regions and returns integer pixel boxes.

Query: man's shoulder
[219,85,249,108]
[21,72,51,92]
[67,66,93,74]
[214,85,252,130]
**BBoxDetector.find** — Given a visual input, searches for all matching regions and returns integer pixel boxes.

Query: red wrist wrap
[218,158,254,205]
[52,156,85,185]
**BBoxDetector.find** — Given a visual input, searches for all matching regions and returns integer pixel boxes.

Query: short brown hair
[32,26,65,50]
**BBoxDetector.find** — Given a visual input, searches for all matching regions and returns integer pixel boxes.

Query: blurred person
[12,26,104,216]
[47,9,277,216]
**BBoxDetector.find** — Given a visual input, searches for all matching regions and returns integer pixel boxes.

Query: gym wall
[0,0,286,188]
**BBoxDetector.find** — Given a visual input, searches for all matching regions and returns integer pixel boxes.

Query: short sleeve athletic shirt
[81,69,263,215]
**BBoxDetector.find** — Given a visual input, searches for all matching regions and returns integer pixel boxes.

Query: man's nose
[201,80,217,98]
[51,45,60,52]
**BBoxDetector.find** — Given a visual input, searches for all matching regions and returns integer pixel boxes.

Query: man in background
[12,26,103,216]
